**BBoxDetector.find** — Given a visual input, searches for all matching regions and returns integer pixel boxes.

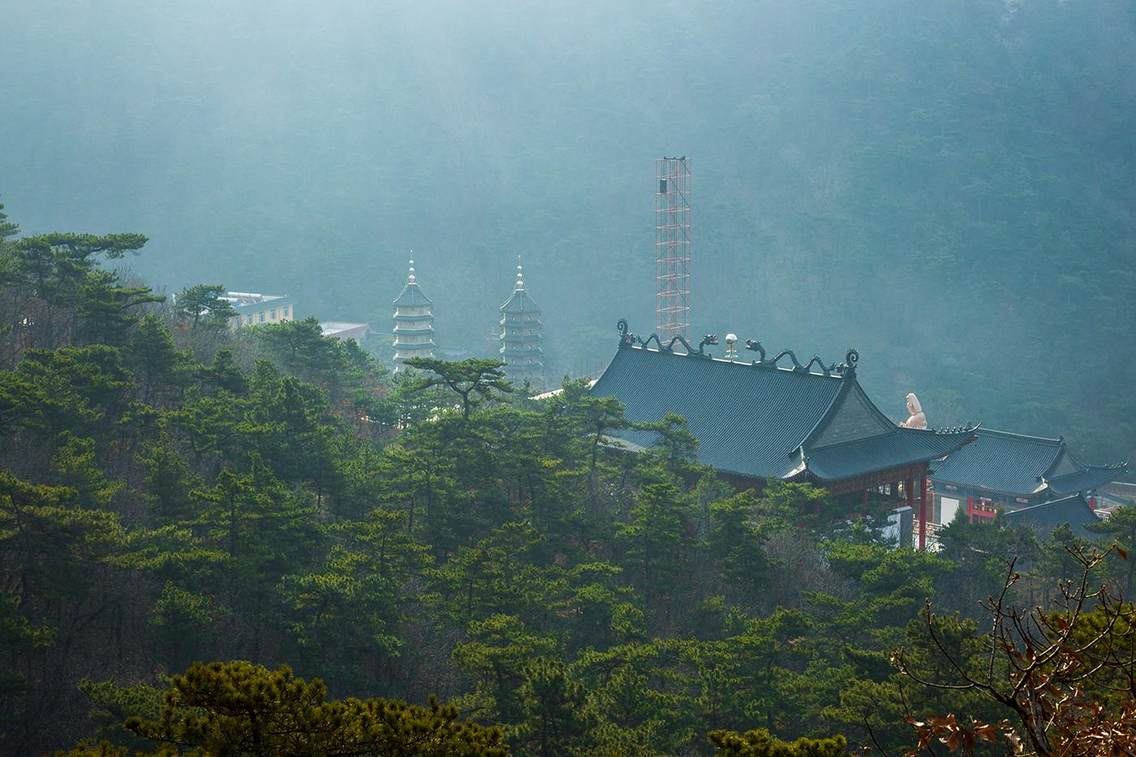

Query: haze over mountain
[3,0,1133,460]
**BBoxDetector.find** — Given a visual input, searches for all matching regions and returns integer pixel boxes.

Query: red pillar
[918,475,928,551]
[905,478,914,546]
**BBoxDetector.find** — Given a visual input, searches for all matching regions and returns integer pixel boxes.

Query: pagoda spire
[392,255,434,368]
[499,256,544,389]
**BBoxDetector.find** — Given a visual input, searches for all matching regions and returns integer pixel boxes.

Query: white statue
[900,392,927,429]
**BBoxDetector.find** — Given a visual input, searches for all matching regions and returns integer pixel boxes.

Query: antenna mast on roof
[656,157,692,344]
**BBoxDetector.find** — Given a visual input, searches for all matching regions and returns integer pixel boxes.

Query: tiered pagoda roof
[590,321,976,489]
[930,428,1126,498]
[499,260,543,385]
[393,264,433,308]
[392,259,434,365]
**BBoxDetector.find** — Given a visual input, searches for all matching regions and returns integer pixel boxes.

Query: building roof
[930,428,1126,497]
[223,292,290,311]
[1048,464,1129,496]
[320,321,369,338]
[807,427,976,483]
[1100,482,1136,506]
[930,428,1062,496]
[999,493,1102,539]
[590,324,975,484]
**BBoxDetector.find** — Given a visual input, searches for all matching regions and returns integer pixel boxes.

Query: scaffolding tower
[655,157,692,344]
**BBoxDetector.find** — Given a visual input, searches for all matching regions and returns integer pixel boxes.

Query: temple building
[499,260,544,388]
[392,259,434,367]
[590,321,977,549]
[929,428,1126,525]
[224,291,294,327]
[999,493,1104,540]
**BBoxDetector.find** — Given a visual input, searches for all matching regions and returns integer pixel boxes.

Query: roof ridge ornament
[921,422,981,435]
[1078,461,1129,471]
[744,339,766,362]
[769,349,803,371]
[745,338,857,378]
[617,318,634,346]
[619,320,857,374]
[638,333,714,356]
[802,356,828,374]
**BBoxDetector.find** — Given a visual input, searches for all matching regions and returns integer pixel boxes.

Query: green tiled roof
[808,428,975,482]
[999,493,1102,539]
[930,429,1063,496]
[930,428,1125,497]
[1048,464,1128,496]
[590,342,976,483]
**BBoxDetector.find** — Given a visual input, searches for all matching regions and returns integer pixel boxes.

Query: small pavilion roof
[999,493,1102,539]
[590,323,976,484]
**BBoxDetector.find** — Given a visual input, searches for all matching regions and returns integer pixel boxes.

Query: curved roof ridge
[803,426,976,482]
[796,379,857,452]
[1004,492,1086,514]
[626,343,845,380]
[1079,461,1129,471]
[804,424,976,454]
[851,380,906,432]
[798,379,900,452]
[978,427,1063,444]
[917,421,984,435]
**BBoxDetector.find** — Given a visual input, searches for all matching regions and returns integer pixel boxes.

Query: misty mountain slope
[2,0,1133,459]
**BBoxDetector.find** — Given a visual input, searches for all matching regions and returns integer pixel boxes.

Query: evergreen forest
[1,205,1134,754]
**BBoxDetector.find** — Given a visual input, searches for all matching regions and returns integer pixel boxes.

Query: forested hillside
[2,0,1133,463]
[2,207,1134,754]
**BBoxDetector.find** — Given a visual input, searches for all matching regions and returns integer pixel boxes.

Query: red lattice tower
[656,157,692,343]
